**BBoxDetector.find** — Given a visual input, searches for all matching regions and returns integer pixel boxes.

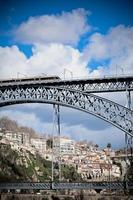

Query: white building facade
[30,138,46,157]
[53,136,75,155]
[2,130,30,146]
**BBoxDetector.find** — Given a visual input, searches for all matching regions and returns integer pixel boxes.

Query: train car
[0,75,60,85]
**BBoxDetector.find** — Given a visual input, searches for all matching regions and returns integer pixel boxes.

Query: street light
[63,68,73,79]
[106,143,112,192]
[115,65,124,76]
[17,72,27,78]
[115,65,118,77]
[120,67,124,75]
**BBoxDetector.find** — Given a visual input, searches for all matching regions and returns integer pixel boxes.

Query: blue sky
[0,0,133,148]
[1,0,133,31]
[1,0,133,55]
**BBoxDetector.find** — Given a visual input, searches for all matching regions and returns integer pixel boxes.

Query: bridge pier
[125,88,133,183]
[124,134,133,193]
[52,104,61,182]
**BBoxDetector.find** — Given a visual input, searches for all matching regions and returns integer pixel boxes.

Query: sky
[0,0,133,149]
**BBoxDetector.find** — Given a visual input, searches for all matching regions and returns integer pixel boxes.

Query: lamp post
[107,143,111,191]
[63,68,73,79]
[120,67,124,75]
[17,72,27,78]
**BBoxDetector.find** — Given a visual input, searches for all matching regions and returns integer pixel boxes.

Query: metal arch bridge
[0,75,133,93]
[0,75,133,136]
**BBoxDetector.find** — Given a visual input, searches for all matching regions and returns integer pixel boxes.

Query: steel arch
[0,86,132,136]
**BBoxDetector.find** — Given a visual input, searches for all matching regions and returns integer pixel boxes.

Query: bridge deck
[0,181,132,190]
[0,75,133,93]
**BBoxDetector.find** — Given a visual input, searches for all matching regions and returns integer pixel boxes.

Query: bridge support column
[125,134,133,185]
[125,89,132,183]
[127,90,131,110]
[52,104,61,182]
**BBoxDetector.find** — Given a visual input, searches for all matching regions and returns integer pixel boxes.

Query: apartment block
[30,137,46,157]
[53,136,75,155]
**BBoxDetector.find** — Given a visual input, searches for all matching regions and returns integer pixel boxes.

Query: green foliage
[0,143,81,182]
[51,195,60,200]
[46,138,53,149]
[61,165,82,182]
[107,143,111,149]
[42,198,49,200]
[63,197,74,200]
[127,162,133,181]
[0,143,52,182]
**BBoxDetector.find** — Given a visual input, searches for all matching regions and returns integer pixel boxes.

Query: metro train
[0,75,60,84]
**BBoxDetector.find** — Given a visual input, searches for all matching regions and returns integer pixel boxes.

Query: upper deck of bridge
[0,75,133,93]
[0,74,133,86]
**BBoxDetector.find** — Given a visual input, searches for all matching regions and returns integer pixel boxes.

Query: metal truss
[58,78,133,93]
[0,182,51,190]
[0,86,132,136]
[52,181,129,190]
[0,181,132,190]
[52,104,61,182]
[125,134,133,164]
[0,76,133,93]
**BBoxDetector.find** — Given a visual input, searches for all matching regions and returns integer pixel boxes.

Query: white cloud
[0,106,125,148]
[0,43,89,79]
[0,109,38,129]
[27,43,89,78]
[0,46,28,79]
[0,108,53,134]
[14,8,90,45]
[62,123,125,149]
[84,25,133,77]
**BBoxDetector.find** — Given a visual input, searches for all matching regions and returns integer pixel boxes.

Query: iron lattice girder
[61,78,133,93]
[0,86,132,136]
[0,76,133,93]
[0,181,132,190]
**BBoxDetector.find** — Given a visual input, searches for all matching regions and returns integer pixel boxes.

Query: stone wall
[0,194,133,200]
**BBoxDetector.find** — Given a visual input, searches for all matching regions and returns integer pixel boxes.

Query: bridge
[0,75,133,136]
[0,75,133,93]
[0,181,132,190]
[111,154,132,158]
[0,75,133,189]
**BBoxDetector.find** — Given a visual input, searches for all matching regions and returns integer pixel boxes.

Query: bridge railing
[0,181,132,190]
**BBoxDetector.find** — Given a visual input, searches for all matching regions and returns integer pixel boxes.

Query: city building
[0,127,121,181]
[2,130,30,146]
[53,136,75,155]
[30,137,46,157]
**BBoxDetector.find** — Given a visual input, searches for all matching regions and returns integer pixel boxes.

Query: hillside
[0,116,81,182]
[0,117,37,138]
[0,143,51,182]
[0,143,81,182]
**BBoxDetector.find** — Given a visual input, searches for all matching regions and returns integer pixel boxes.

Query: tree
[0,116,37,138]
[0,117,18,131]
[107,143,111,149]
[95,144,99,150]
[46,138,53,149]
[61,165,82,182]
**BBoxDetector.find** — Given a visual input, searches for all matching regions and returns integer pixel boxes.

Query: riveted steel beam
[0,86,132,136]
[0,76,133,93]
